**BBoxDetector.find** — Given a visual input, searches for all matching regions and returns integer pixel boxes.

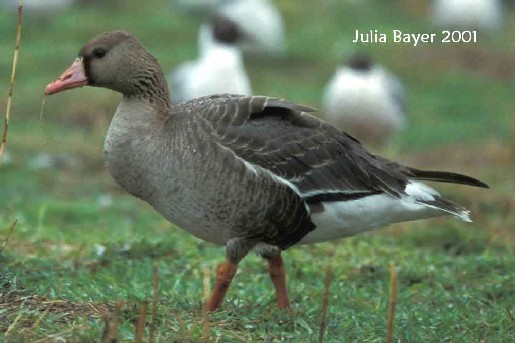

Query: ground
[0,0,514,342]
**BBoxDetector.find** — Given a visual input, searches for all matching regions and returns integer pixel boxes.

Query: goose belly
[139,165,235,246]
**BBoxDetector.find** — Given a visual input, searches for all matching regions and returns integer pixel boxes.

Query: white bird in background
[322,54,406,148]
[170,0,224,15]
[169,16,252,104]
[215,0,286,57]
[432,0,503,32]
[0,0,74,12]
[170,0,286,57]
[0,0,107,13]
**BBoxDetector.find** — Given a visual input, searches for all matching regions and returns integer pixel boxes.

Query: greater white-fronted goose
[45,31,488,312]
[432,0,503,32]
[169,15,252,103]
[322,54,405,148]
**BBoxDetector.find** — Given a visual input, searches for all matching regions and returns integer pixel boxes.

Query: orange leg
[267,255,291,310]
[205,260,238,312]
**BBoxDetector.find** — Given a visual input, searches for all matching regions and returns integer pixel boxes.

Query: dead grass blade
[3,298,27,337]
[39,95,47,122]
[0,0,23,166]
[113,299,122,335]
[202,265,211,342]
[1,219,18,255]
[101,299,122,343]
[32,325,86,343]
[19,304,51,335]
[134,301,148,343]
[31,304,52,330]
[386,263,398,343]
[318,266,331,343]
[149,263,159,343]
[1,290,109,341]
[176,311,186,339]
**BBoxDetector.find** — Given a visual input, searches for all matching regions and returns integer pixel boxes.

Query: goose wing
[193,94,410,201]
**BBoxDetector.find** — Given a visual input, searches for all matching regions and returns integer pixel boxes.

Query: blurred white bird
[0,0,74,12]
[170,0,286,56]
[432,0,503,31]
[322,54,406,148]
[1,150,12,166]
[170,0,224,15]
[215,0,286,56]
[169,16,252,103]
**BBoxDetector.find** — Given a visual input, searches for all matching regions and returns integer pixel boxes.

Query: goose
[215,0,286,56]
[432,0,503,32]
[45,31,488,312]
[322,54,406,148]
[169,15,252,104]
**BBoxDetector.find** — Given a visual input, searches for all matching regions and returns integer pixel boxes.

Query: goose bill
[45,58,87,95]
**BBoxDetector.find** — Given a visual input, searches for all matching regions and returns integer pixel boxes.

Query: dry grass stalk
[39,95,47,122]
[113,299,122,334]
[1,219,18,255]
[149,263,160,343]
[0,0,23,166]
[1,293,109,318]
[32,325,86,343]
[202,265,211,342]
[102,299,122,342]
[101,316,112,343]
[21,304,51,334]
[3,298,27,337]
[176,311,186,339]
[1,290,109,341]
[134,301,148,343]
[318,266,332,343]
[386,263,398,343]
[202,265,211,304]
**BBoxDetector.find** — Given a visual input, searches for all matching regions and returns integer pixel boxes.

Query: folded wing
[194,94,413,201]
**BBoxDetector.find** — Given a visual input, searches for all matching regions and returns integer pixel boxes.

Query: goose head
[45,30,169,103]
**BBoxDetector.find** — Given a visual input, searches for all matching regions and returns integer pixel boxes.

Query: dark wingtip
[409,168,489,189]
[476,180,490,189]
[464,178,489,189]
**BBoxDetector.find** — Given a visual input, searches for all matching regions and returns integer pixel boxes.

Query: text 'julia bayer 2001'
[352,29,477,46]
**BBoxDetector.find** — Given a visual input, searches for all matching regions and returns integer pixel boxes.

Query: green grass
[1,0,514,341]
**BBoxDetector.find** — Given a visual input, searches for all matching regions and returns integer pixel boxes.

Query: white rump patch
[404,182,439,202]
[300,181,469,244]
[301,193,441,244]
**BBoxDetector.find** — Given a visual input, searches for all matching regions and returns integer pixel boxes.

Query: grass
[1,0,514,341]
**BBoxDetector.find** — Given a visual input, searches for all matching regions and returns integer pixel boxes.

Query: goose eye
[93,48,106,59]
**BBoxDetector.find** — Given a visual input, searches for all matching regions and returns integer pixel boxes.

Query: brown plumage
[45,31,488,312]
